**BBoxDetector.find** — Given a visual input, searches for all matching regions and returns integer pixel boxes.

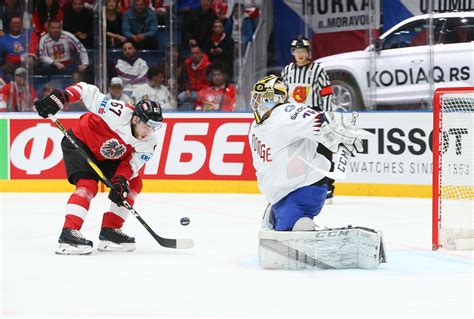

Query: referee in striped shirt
[281,36,336,203]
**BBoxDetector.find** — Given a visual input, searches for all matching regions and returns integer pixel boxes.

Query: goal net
[432,87,474,250]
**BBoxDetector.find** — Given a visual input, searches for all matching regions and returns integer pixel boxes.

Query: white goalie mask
[250,75,287,124]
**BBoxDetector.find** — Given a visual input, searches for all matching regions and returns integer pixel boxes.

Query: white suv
[316,12,474,110]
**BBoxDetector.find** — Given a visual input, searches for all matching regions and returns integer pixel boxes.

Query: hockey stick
[48,114,194,249]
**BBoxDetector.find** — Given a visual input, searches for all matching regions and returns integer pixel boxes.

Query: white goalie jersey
[248,103,331,204]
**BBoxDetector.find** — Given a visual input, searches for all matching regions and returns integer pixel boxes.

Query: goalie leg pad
[258,226,386,270]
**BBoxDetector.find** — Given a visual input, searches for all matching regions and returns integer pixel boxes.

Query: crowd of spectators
[0,0,261,112]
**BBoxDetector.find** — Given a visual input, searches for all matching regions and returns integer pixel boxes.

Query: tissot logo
[361,127,470,156]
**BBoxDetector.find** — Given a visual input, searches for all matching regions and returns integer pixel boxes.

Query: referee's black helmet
[291,36,311,55]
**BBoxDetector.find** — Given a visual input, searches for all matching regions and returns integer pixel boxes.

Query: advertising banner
[9,119,74,179]
[347,112,434,184]
[141,117,254,180]
[7,115,255,181]
[402,0,474,15]
[284,0,381,33]
[5,111,470,197]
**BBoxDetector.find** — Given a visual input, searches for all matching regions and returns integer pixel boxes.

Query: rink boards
[0,111,466,198]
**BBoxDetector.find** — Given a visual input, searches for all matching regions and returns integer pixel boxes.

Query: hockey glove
[108,176,129,207]
[317,112,371,153]
[34,89,67,118]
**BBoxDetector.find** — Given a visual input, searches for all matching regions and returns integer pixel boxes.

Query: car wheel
[331,80,364,111]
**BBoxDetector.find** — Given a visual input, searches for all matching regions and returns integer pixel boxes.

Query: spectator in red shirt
[0,67,37,112]
[195,65,235,111]
[177,44,211,111]
[32,0,64,35]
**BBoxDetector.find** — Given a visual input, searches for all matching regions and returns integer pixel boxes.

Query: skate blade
[325,198,333,205]
[55,243,92,255]
[98,240,135,252]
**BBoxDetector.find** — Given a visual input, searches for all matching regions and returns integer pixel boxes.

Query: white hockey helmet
[250,75,287,124]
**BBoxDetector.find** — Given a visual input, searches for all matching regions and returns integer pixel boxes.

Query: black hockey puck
[180,217,190,226]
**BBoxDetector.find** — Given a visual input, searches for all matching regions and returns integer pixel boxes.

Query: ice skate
[98,228,135,252]
[55,228,93,255]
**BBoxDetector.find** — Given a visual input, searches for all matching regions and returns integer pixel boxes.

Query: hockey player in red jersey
[34,82,163,255]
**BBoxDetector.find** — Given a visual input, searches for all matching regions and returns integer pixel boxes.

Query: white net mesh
[437,91,474,249]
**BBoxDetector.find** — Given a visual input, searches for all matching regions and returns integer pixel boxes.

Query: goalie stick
[48,114,194,249]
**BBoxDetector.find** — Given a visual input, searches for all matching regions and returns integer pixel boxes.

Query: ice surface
[1,193,473,319]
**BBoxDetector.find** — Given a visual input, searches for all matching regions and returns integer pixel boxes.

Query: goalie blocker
[258,226,386,270]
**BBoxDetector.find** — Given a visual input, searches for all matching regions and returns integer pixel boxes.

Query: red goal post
[432,87,474,250]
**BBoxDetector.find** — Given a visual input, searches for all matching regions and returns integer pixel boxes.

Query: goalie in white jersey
[248,75,366,231]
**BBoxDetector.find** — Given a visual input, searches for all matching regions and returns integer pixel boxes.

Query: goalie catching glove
[108,176,129,206]
[34,89,67,118]
[316,112,372,154]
